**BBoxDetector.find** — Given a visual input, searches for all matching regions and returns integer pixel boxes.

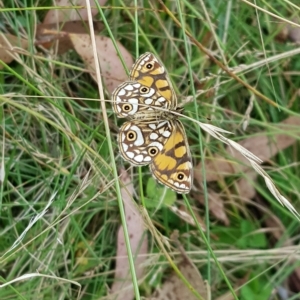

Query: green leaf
[241,275,272,300]
[145,177,176,208]
[236,220,267,249]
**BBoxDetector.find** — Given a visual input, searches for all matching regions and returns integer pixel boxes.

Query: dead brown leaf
[0,34,28,68]
[289,267,300,293]
[150,259,208,300]
[42,0,108,24]
[287,25,300,43]
[214,273,249,300]
[262,210,286,242]
[235,170,258,200]
[233,116,300,203]
[110,168,148,300]
[35,21,103,54]
[276,17,300,43]
[69,33,133,94]
[193,116,300,223]
[169,205,206,228]
[38,0,105,54]
[195,116,300,184]
[195,189,229,225]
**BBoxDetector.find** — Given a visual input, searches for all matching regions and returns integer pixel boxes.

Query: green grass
[1,1,300,299]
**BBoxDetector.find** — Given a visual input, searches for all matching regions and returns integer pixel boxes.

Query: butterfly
[112,52,193,193]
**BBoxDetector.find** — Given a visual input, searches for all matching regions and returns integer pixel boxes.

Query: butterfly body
[112,52,193,193]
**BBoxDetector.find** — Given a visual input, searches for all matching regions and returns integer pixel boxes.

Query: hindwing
[118,119,192,193]
[150,120,192,193]
[118,119,172,165]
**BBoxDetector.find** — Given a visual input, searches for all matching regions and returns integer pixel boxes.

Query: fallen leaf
[43,0,108,24]
[69,33,133,93]
[289,267,300,293]
[235,170,258,200]
[214,273,249,300]
[195,116,300,184]
[276,17,300,43]
[35,21,103,54]
[195,189,229,225]
[150,259,209,300]
[193,116,300,223]
[109,168,148,300]
[169,205,206,228]
[234,116,300,204]
[287,25,300,43]
[0,33,28,68]
[262,209,287,242]
[214,290,237,300]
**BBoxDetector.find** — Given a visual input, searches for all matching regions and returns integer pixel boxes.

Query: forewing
[112,81,169,118]
[129,52,177,109]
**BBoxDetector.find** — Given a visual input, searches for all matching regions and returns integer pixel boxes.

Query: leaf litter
[149,259,209,300]
[109,168,148,300]
[1,2,300,298]
[193,116,300,222]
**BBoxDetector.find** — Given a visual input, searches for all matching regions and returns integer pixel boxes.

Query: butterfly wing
[114,52,192,193]
[129,52,177,109]
[118,119,173,165]
[118,118,192,193]
[112,81,169,118]
[112,52,177,118]
[150,120,192,194]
